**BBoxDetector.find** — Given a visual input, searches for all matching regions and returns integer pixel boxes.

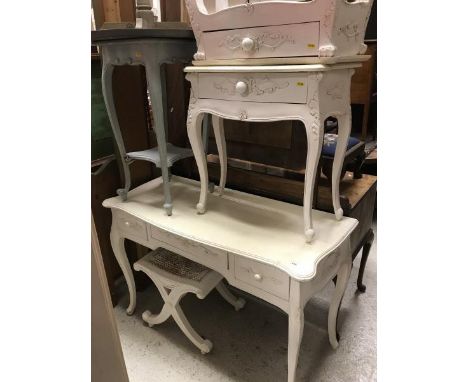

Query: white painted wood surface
[185,63,359,242]
[103,176,357,381]
[185,0,374,61]
[103,176,357,280]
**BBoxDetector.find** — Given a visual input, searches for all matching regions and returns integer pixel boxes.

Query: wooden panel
[351,43,376,104]
[93,0,135,28]
[160,0,181,22]
[217,120,293,149]
[180,0,190,23]
[350,42,376,140]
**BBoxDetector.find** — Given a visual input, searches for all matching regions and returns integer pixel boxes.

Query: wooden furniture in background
[350,41,377,141]
[92,0,136,29]
[103,176,358,382]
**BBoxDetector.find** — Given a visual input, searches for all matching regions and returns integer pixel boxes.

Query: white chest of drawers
[185,0,374,63]
[185,63,360,243]
[103,176,358,382]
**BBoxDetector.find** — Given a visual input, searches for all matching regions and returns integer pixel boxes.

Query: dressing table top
[103,176,358,281]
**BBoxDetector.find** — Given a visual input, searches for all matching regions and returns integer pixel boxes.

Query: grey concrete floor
[114,227,376,382]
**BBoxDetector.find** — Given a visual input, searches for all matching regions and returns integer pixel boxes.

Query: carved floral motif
[187,87,197,124]
[219,32,295,52]
[213,77,290,97]
[239,110,248,121]
[338,23,360,40]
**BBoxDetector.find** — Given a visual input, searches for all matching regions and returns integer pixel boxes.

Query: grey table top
[91,23,195,44]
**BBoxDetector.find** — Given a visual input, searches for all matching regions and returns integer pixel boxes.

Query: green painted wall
[91,59,114,161]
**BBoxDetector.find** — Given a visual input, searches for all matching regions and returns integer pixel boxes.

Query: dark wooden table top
[92,23,195,43]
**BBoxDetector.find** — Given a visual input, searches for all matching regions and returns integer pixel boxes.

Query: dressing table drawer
[198,72,308,103]
[149,226,228,273]
[115,211,147,241]
[202,22,319,60]
[234,257,290,300]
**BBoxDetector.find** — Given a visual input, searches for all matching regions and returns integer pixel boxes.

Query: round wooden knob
[253,273,263,281]
[241,37,255,52]
[235,81,249,96]
[125,221,131,227]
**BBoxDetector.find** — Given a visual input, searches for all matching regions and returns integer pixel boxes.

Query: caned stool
[134,248,246,354]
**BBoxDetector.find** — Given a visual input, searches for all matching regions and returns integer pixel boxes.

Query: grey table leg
[101,63,131,200]
[146,63,173,216]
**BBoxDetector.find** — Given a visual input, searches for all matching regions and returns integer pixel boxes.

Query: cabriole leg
[302,113,324,243]
[187,108,209,214]
[110,226,136,315]
[146,63,173,216]
[332,108,352,221]
[101,63,131,200]
[216,281,246,311]
[288,280,305,382]
[212,115,227,195]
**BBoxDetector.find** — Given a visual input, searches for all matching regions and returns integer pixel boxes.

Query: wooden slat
[93,0,135,28]
[216,120,293,149]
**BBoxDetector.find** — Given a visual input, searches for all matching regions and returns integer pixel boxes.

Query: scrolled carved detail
[338,23,361,40]
[218,32,295,52]
[185,1,203,59]
[213,77,290,97]
[239,110,248,121]
[187,87,198,125]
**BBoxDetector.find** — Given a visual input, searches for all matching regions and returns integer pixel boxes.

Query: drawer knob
[235,81,249,96]
[241,37,255,52]
[253,273,263,281]
[125,221,131,227]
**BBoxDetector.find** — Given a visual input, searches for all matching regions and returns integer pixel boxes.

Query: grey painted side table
[92,26,198,216]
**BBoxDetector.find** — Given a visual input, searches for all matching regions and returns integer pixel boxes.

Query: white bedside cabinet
[185,63,360,243]
[184,0,374,63]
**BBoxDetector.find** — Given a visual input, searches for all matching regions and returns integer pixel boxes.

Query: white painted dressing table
[103,176,357,382]
[185,63,360,243]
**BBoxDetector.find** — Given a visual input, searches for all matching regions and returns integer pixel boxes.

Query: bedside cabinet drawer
[234,257,290,301]
[202,22,319,60]
[115,211,147,241]
[198,72,308,103]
